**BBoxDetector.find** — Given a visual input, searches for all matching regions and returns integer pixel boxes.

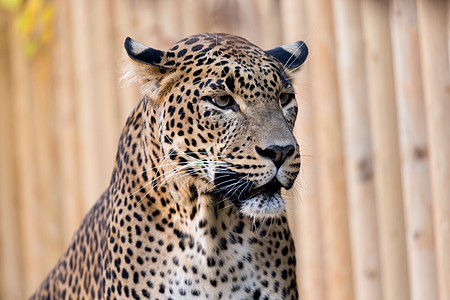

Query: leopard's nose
[255,145,295,168]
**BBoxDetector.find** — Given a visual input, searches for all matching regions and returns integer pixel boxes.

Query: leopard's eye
[202,94,239,111]
[205,94,239,112]
[214,95,234,108]
[280,93,295,107]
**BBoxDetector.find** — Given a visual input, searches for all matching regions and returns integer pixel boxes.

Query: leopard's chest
[105,217,297,300]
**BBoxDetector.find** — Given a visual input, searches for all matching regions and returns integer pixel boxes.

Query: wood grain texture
[69,0,103,211]
[332,0,382,299]
[417,1,450,298]
[281,1,325,299]
[9,14,44,296]
[0,12,23,300]
[306,1,354,299]
[112,0,141,124]
[361,1,410,299]
[390,0,439,299]
[53,0,84,245]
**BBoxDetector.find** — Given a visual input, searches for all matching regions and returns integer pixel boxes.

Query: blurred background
[0,0,449,299]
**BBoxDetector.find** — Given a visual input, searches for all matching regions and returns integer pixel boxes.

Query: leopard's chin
[238,192,286,218]
[211,172,289,217]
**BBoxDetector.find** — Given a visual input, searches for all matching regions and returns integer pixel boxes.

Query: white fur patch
[128,39,148,56]
[239,192,285,218]
[281,42,304,56]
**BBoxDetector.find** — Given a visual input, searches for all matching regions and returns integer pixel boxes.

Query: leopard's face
[125,33,307,218]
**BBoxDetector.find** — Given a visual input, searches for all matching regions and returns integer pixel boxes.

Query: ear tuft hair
[122,37,178,107]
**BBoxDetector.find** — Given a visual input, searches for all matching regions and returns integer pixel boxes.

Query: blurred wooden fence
[0,0,449,299]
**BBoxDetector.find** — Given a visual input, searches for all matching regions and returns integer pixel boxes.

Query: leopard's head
[124,33,308,218]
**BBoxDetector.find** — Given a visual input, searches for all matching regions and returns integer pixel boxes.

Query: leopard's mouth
[237,179,286,217]
[211,172,286,217]
[244,178,283,199]
[212,171,282,199]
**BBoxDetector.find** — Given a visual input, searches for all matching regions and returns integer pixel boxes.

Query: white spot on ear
[129,39,149,56]
[281,42,304,56]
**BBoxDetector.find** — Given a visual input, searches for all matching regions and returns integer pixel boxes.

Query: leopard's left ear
[266,41,308,71]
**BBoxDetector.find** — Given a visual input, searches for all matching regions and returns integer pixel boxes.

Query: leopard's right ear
[122,37,177,106]
[124,37,175,67]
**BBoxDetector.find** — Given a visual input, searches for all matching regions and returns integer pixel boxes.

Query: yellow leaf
[24,40,37,57]
[41,26,53,44]
[19,11,34,38]
[24,0,40,17]
[0,0,23,11]
[42,4,54,23]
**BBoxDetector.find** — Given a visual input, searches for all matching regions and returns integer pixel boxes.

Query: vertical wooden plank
[0,11,23,300]
[280,1,325,300]
[416,1,450,298]
[236,0,261,43]
[134,0,159,45]
[257,0,282,48]
[9,15,44,297]
[112,0,140,124]
[332,1,382,299]
[390,0,439,299]
[181,0,208,36]
[53,0,83,245]
[92,0,121,185]
[69,0,103,211]
[361,1,410,300]
[204,0,240,35]
[32,43,64,282]
[156,0,182,45]
[306,1,354,300]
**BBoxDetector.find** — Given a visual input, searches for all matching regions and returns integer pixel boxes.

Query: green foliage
[1,0,54,57]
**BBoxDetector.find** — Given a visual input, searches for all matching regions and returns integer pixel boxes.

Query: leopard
[30,32,308,300]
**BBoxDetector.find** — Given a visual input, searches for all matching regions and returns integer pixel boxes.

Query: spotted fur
[31,33,308,300]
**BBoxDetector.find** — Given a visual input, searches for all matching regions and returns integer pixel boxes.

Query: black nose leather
[255,145,295,168]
